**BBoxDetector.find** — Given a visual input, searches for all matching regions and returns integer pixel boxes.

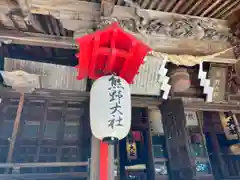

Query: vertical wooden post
[90,136,100,180]
[146,108,157,180]
[5,94,24,173]
[35,100,48,162]
[205,112,226,178]
[56,101,67,162]
[81,102,91,162]
[90,137,115,180]
[159,99,195,180]
[108,144,115,180]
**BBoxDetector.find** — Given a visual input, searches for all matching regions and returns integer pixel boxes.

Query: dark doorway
[117,108,150,180]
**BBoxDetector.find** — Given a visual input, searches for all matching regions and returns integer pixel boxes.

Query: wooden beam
[0,162,88,168]
[1,88,240,113]
[89,136,100,180]
[0,1,236,59]
[4,44,77,66]
[1,1,231,37]
[0,172,88,179]
[29,2,230,33]
[0,30,76,49]
[223,4,240,19]
[24,0,229,28]
[0,1,233,38]
[0,29,236,63]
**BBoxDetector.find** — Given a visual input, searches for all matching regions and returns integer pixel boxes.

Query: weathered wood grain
[0,88,240,113]
[0,1,236,61]
[0,29,236,63]
[159,99,195,180]
[0,2,231,36]
[101,0,115,16]
[4,58,87,91]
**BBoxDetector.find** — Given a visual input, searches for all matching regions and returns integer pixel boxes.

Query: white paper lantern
[90,75,131,143]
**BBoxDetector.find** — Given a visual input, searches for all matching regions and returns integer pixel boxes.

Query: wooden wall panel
[0,97,90,179]
[4,58,87,91]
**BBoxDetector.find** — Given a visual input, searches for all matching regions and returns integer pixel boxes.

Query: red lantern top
[75,22,151,84]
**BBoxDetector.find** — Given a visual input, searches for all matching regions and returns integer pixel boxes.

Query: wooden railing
[210,154,240,179]
[222,154,240,178]
[0,161,89,179]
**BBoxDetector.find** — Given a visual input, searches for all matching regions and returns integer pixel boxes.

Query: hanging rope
[136,25,237,66]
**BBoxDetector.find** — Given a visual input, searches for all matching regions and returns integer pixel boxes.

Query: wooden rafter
[227,6,240,27]
[0,0,240,34]
[0,1,235,24]
[0,1,237,66]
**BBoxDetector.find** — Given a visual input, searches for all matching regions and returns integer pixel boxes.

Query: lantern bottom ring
[102,137,119,145]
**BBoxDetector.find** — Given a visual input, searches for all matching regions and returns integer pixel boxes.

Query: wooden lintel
[0,162,88,168]
[1,88,240,113]
[0,29,236,63]
[4,44,77,66]
[0,1,236,59]
[0,172,88,179]
[26,1,227,26]
[0,30,76,49]
[1,1,232,39]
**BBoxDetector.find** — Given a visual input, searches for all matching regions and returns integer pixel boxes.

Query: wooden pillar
[204,112,226,178]
[5,94,24,173]
[108,144,115,180]
[90,136,115,180]
[147,108,162,180]
[159,99,195,180]
[81,102,91,161]
[90,136,100,180]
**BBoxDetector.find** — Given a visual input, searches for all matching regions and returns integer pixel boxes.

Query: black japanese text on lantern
[108,75,124,129]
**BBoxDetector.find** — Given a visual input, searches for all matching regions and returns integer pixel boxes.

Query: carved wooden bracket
[100,0,115,16]
[3,0,46,33]
[97,6,233,42]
